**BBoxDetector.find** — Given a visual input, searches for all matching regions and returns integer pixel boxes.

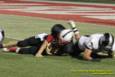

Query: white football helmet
[60,29,74,43]
[100,33,114,47]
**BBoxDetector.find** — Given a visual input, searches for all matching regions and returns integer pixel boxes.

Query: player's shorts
[17,36,43,47]
[18,46,39,55]
[18,46,47,55]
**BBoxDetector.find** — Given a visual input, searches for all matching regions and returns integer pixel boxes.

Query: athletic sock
[8,47,17,52]
[3,47,20,53]
[15,48,20,53]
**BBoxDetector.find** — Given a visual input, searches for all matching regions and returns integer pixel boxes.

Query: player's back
[78,33,103,51]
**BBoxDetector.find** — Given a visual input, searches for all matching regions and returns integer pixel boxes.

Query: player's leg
[3,41,18,48]
[3,36,42,48]
[17,36,42,47]
[2,37,35,48]
[18,46,38,55]
[3,46,39,55]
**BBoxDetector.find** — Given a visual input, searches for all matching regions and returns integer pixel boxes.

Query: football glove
[68,20,79,34]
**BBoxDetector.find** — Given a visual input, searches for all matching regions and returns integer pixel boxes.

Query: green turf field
[0,14,115,77]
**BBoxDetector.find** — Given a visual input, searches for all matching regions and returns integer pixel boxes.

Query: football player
[60,31,115,60]
[59,21,115,61]
[59,20,80,56]
[78,33,115,61]
[2,24,66,57]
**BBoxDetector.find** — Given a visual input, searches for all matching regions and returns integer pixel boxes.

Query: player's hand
[68,20,79,34]
[68,20,76,29]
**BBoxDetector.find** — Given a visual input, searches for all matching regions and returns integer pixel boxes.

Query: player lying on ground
[2,21,81,57]
[47,20,80,56]
[58,20,80,56]
[77,33,115,61]
[3,33,52,57]
[59,21,115,61]
[2,24,66,57]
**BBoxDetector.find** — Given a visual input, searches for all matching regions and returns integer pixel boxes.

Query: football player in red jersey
[2,24,66,57]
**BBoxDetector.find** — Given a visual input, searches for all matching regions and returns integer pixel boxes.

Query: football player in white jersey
[78,33,115,61]
[59,20,81,56]
[59,21,115,61]
[60,30,115,60]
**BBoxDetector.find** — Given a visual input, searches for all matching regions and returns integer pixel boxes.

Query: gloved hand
[68,20,76,29]
[68,20,79,34]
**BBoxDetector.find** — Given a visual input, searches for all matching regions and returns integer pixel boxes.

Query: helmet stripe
[62,31,73,38]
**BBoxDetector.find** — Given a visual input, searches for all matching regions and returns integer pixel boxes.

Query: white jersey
[35,33,48,41]
[78,34,105,51]
[78,33,115,52]
[112,39,115,51]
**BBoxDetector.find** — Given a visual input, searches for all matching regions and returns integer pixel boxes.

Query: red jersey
[46,35,54,43]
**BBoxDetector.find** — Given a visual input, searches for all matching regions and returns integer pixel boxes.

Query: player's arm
[68,20,80,40]
[83,48,93,60]
[35,40,48,57]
